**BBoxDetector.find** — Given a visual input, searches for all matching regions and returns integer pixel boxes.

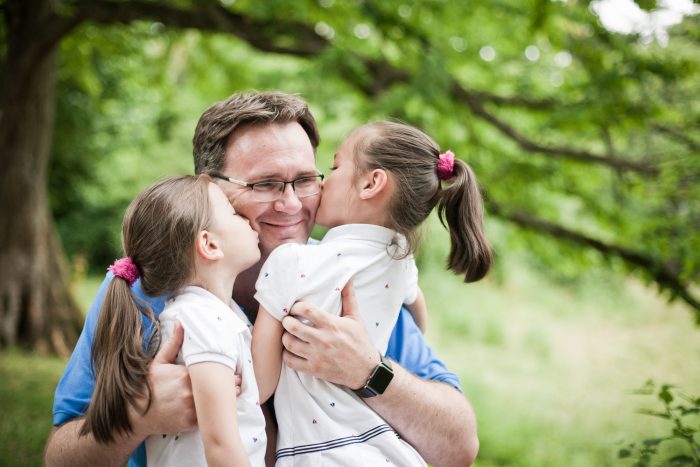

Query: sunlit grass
[0,349,66,466]
[418,237,699,466]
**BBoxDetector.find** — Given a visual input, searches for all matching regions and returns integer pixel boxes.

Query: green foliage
[45,1,700,314]
[618,382,700,466]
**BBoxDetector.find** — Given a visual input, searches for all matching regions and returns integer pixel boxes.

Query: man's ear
[195,230,224,261]
[359,168,389,200]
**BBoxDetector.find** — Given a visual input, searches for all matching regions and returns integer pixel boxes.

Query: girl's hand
[281,280,380,390]
[235,373,242,397]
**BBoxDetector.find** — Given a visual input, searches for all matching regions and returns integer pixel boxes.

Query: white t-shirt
[146,286,266,467]
[255,224,425,466]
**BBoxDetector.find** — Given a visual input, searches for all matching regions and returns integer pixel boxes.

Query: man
[45,91,478,466]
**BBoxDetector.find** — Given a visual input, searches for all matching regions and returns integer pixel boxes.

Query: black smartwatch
[354,354,394,398]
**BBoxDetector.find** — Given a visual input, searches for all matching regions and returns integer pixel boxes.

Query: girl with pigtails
[80,175,266,466]
[252,121,492,466]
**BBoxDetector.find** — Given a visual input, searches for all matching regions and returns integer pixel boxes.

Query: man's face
[219,122,320,257]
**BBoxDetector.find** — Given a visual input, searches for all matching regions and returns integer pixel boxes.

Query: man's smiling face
[218,121,320,257]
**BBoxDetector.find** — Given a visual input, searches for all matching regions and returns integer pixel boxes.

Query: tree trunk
[0,0,83,355]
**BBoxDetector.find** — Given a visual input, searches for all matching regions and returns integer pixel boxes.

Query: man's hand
[130,321,197,437]
[281,280,379,389]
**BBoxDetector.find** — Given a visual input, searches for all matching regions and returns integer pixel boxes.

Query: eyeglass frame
[210,172,325,201]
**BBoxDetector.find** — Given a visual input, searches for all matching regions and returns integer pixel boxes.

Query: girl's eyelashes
[330,166,338,171]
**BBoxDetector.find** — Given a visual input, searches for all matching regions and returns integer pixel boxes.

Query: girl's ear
[359,168,389,200]
[195,230,224,261]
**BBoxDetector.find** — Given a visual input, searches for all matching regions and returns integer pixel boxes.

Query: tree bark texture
[0,0,82,355]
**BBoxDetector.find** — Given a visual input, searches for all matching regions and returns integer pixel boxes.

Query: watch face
[370,363,394,394]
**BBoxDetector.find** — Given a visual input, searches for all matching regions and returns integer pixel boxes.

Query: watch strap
[354,354,394,398]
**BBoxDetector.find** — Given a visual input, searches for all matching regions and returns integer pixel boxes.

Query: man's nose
[273,182,302,213]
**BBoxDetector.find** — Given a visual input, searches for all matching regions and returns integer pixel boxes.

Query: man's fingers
[154,321,184,364]
[340,279,360,319]
[282,349,309,373]
[281,329,311,359]
[288,300,324,324]
[284,303,324,341]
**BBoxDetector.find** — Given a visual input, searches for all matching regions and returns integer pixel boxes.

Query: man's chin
[260,229,310,254]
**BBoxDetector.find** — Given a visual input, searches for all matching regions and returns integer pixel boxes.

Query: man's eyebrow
[248,170,319,180]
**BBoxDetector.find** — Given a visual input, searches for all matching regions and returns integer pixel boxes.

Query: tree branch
[651,123,700,153]
[469,90,558,110]
[326,52,659,176]
[486,199,700,318]
[66,2,660,176]
[451,83,660,176]
[71,0,327,56]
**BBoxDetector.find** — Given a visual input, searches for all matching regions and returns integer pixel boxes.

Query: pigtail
[437,158,493,282]
[80,276,157,443]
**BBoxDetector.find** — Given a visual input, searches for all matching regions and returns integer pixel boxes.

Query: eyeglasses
[211,172,324,202]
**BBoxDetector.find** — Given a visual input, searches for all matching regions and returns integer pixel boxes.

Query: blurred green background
[1,0,699,465]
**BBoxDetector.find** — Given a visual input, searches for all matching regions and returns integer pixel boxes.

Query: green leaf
[641,437,664,447]
[618,448,632,458]
[659,385,674,404]
[634,0,657,11]
[668,455,695,466]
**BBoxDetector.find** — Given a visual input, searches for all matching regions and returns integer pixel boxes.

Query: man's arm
[44,420,145,467]
[281,282,478,467]
[45,323,197,467]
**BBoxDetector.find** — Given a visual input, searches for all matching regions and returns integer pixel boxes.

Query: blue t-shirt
[53,273,461,467]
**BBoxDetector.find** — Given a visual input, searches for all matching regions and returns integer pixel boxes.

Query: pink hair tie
[437,150,455,180]
[108,257,140,286]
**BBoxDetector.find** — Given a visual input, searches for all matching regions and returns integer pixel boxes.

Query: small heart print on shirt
[384,283,389,289]
[300,273,306,278]
[264,272,269,277]
[330,402,335,407]
[312,419,318,424]
[282,308,288,314]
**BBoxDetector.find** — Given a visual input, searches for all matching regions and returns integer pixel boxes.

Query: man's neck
[233,259,263,322]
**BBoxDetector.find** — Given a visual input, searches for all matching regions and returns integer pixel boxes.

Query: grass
[0,245,698,466]
[0,350,66,466]
[420,257,700,466]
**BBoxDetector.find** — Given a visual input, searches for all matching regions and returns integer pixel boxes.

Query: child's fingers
[234,373,242,397]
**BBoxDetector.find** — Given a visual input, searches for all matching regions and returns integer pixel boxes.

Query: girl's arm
[405,286,428,333]
[252,306,284,403]
[189,362,251,467]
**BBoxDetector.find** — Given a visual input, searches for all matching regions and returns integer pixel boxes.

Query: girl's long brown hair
[80,175,212,443]
[353,121,492,282]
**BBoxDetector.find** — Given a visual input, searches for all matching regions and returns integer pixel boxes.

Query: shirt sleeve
[403,254,419,305]
[254,243,300,321]
[177,303,248,371]
[385,307,462,390]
